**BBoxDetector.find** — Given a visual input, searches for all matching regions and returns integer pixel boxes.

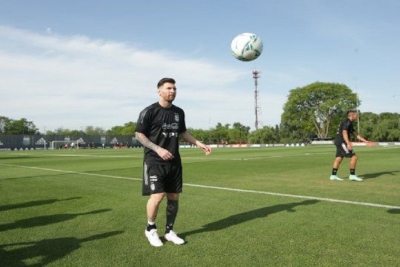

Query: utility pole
[252,69,260,130]
[356,85,360,134]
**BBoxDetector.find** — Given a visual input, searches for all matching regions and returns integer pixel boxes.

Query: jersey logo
[174,113,179,122]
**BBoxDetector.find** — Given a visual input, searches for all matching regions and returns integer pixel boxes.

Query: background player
[330,109,369,182]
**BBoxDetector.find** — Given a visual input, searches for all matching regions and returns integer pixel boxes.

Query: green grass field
[1,146,399,266]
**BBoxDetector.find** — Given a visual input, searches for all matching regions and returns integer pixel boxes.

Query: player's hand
[156,147,174,161]
[201,145,212,155]
[347,144,353,150]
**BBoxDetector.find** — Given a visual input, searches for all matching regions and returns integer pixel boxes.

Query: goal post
[49,140,78,150]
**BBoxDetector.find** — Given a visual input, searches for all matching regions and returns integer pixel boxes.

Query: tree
[0,116,11,134]
[3,118,38,135]
[248,126,277,144]
[106,126,124,135]
[209,123,230,144]
[45,128,84,136]
[106,122,136,135]
[370,113,400,141]
[187,128,209,144]
[281,82,358,140]
[84,126,106,135]
[227,122,250,144]
[120,122,136,135]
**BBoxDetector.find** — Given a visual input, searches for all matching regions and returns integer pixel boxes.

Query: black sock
[332,168,338,175]
[146,222,156,231]
[166,224,173,233]
[350,169,355,175]
[165,200,178,233]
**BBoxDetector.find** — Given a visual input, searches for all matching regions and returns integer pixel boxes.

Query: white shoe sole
[145,231,163,247]
[164,235,185,245]
[349,178,363,182]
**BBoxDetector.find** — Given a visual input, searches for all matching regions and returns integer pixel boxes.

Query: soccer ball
[231,33,263,62]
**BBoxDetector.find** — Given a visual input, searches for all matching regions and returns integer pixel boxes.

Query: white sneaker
[164,230,185,245]
[330,175,343,181]
[349,175,363,182]
[145,229,163,247]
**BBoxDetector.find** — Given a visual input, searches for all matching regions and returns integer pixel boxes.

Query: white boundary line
[1,163,399,210]
[184,183,400,209]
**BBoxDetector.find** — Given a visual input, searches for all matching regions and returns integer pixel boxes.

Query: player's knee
[335,157,343,164]
[150,193,165,204]
[167,199,178,214]
[166,193,180,201]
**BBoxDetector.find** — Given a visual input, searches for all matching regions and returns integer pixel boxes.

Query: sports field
[0,145,399,266]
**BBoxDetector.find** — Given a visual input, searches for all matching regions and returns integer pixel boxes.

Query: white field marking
[225,145,399,161]
[1,163,399,210]
[0,163,141,182]
[185,183,400,210]
[12,153,141,158]
[184,152,330,161]
[51,154,140,158]
[229,152,330,161]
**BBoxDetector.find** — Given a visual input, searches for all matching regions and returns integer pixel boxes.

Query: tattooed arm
[135,132,174,161]
[135,132,159,151]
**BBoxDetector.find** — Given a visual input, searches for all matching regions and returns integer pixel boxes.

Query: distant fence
[0,135,143,150]
[1,135,399,151]
[311,141,400,147]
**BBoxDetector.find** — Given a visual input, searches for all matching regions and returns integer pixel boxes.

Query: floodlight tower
[252,69,261,130]
[356,85,360,134]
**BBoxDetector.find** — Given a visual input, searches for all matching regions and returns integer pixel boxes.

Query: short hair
[346,109,358,115]
[157,78,176,88]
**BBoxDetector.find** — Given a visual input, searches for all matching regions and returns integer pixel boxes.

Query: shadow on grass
[0,156,43,160]
[361,170,399,180]
[0,197,82,212]
[387,208,400,214]
[0,172,76,181]
[0,209,111,232]
[180,199,319,238]
[0,230,124,266]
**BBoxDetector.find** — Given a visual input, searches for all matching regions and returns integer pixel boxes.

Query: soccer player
[135,78,212,247]
[330,109,369,182]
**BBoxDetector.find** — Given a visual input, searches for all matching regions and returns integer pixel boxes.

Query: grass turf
[0,146,399,266]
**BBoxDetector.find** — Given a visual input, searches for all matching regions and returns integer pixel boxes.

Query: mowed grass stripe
[2,163,399,210]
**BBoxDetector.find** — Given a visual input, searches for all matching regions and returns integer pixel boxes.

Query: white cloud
[0,26,283,132]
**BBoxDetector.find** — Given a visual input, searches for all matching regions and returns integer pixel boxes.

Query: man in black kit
[330,109,369,182]
[135,78,212,247]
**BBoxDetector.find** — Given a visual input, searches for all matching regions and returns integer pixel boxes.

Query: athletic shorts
[335,143,356,158]
[142,163,183,196]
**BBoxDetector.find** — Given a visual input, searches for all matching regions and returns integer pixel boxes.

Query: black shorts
[142,163,183,196]
[335,143,356,158]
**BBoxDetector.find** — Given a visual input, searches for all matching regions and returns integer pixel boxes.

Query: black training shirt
[334,118,355,146]
[135,102,187,165]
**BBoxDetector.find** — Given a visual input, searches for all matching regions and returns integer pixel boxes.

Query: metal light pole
[252,69,260,130]
[356,85,360,134]
[394,95,399,127]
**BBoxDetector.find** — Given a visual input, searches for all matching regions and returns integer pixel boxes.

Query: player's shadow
[0,230,124,266]
[0,209,111,232]
[361,170,399,180]
[0,197,82,212]
[180,199,319,238]
[387,208,400,214]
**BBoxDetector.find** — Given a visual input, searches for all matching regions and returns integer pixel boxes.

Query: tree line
[2,82,399,143]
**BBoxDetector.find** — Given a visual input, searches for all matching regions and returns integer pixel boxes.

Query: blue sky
[0,0,399,132]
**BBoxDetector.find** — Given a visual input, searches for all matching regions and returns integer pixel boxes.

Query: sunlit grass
[0,146,399,266]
